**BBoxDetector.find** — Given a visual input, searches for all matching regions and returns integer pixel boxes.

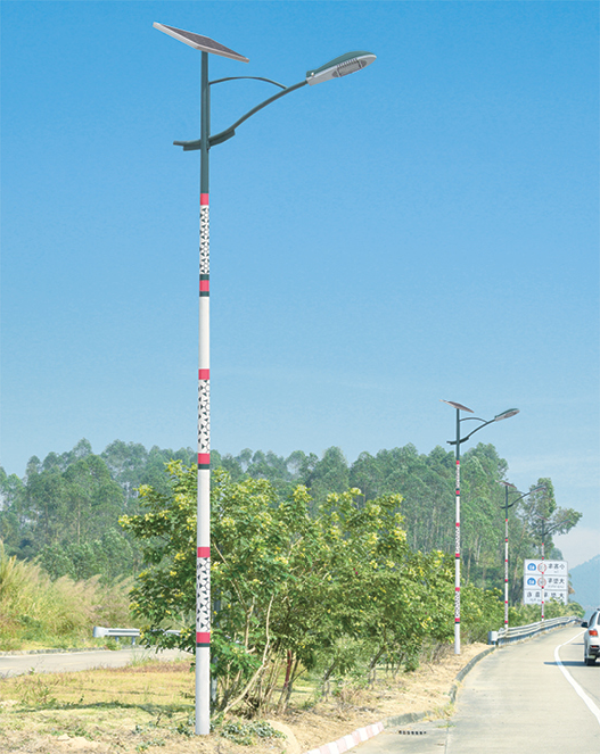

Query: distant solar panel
[153,23,249,63]
[441,400,474,413]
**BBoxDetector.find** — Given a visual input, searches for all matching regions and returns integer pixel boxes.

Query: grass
[0,658,299,753]
[0,543,135,651]
[0,659,199,752]
[0,643,489,754]
[4,659,194,709]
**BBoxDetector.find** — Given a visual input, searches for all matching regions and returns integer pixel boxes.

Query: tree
[121,462,463,716]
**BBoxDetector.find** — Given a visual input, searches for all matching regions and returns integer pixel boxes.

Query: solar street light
[498,483,546,629]
[153,22,375,736]
[532,510,577,621]
[441,400,519,654]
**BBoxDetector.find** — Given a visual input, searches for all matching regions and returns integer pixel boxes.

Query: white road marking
[554,630,600,726]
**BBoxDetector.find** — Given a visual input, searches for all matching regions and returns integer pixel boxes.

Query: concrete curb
[304,722,385,754]
[448,646,496,704]
[0,646,111,657]
[300,645,494,754]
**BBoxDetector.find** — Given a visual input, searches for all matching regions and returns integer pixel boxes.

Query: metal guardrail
[92,627,180,645]
[93,627,141,645]
[487,615,581,646]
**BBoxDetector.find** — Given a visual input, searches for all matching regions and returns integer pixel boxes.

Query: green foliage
[0,439,196,585]
[460,584,504,643]
[0,542,132,649]
[0,436,583,662]
[1,438,582,602]
[123,458,581,718]
[123,464,473,715]
[509,599,584,625]
[220,720,285,745]
[40,529,135,582]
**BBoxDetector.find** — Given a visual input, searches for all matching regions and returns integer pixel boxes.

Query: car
[582,610,600,665]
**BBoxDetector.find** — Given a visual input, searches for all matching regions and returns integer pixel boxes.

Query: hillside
[570,554,600,614]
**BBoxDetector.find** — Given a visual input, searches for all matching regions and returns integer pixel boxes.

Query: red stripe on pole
[198,453,210,465]
[197,547,210,558]
[455,586,460,592]
[196,632,210,644]
[455,618,460,623]
[200,193,209,205]
[199,369,210,380]
[200,280,210,292]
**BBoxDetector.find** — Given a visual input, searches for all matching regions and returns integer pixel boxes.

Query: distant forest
[0,439,581,602]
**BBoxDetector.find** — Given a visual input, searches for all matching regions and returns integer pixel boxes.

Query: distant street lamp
[532,512,574,621]
[441,400,519,654]
[154,23,375,736]
[498,482,545,630]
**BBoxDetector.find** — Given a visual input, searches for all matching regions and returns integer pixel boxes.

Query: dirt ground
[0,643,487,754]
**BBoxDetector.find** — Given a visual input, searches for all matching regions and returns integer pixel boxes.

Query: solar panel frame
[153,23,249,63]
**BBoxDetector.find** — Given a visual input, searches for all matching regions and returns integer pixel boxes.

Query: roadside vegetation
[121,462,583,721]
[0,438,581,598]
[0,440,582,695]
[0,647,485,753]
[0,544,132,650]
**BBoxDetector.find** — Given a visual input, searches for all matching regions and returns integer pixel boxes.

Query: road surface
[0,647,190,678]
[355,625,599,753]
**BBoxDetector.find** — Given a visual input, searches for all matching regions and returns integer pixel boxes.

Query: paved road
[0,647,191,678]
[355,626,600,754]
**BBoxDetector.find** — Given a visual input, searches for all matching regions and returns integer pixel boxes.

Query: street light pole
[500,482,517,631]
[197,48,212,738]
[442,401,519,654]
[154,23,375,735]
[533,514,569,622]
[498,482,545,630]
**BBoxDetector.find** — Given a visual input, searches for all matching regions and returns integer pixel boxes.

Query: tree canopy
[0,438,581,602]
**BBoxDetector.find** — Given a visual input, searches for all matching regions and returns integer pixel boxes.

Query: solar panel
[153,23,249,63]
[441,399,474,413]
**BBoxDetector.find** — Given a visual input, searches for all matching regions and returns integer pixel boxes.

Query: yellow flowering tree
[121,463,470,716]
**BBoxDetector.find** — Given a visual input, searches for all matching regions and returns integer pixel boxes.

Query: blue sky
[1,1,598,567]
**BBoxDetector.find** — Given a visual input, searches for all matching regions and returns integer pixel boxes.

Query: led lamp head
[494,408,520,421]
[306,51,376,85]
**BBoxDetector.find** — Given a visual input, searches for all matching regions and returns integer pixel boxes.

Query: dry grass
[0,644,487,754]
[0,545,133,651]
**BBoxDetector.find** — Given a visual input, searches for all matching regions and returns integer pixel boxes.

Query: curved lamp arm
[209,76,287,89]
[534,514,577,537]
[447,408,519,446]
[208,80,307,148]
[500,483,546,510]
[174,50,376,152]
[173,80,306,150]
